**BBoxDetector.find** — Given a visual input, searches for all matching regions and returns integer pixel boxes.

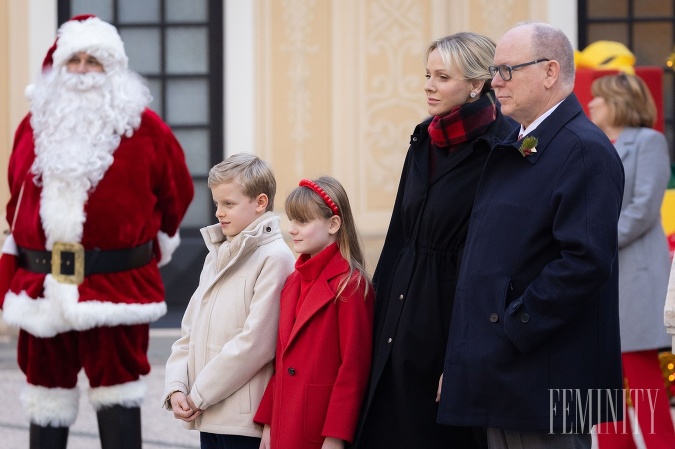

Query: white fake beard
[29,70,122,246]
[30,71,123,189]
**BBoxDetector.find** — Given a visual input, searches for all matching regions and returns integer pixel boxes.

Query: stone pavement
[0,327,200,449]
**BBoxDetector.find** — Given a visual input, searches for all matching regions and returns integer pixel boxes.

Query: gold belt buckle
[51,242,85,285]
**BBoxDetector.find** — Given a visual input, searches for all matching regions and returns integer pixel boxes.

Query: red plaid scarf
[428,91,497,148]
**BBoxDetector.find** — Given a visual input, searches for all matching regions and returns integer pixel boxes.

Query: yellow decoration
[659,351,675,399]
[575,40,636,75]
[574,49,583,67]
[662,190,675,237]
[666,46,675,69]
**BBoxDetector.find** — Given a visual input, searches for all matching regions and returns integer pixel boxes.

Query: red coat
[0,109,193,337]
[254,243,374,448]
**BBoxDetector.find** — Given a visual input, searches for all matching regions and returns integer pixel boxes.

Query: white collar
[518,99,564,138]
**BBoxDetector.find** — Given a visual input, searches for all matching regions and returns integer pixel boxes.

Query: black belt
[17,241,154,285]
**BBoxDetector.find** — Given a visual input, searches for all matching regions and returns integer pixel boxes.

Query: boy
[163,153,295,449]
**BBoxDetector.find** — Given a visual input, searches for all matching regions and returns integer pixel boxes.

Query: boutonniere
[518,136,538,157]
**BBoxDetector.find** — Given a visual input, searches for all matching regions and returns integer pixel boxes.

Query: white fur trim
[40,176,87,248]
[21,383,80,427]
[2,234,18,256]
[89,379,146,411]
[157,231,181,267]
[24,83,35,100]
[52,17,127,71]
[2,276,166,337]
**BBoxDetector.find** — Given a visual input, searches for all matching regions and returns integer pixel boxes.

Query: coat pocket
[304,383,332,444]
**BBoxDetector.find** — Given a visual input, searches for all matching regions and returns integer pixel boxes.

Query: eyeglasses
[488,59,551,81]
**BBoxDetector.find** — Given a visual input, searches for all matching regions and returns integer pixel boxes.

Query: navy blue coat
[438,94,625,432]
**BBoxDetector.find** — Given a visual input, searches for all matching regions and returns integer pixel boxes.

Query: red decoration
[299,179,340,216]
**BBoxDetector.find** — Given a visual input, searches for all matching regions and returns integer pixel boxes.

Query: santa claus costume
[0,15,193,449]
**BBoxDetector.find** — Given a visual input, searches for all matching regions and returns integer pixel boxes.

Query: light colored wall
[0,0,56,230]
[0,1,9,185]
[1,1,30,227]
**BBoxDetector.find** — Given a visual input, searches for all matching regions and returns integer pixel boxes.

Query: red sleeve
[144,110,194,237]
[5,114,35,230]
[253,373,275,426]
[0,253,18,308]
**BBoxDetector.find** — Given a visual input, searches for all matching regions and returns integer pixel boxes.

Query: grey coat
[616,127,671,352]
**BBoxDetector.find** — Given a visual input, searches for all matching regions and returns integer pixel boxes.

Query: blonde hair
[425,32,495,94]
[591,73,657,128]
[285,176,371,298]
[208,153,276,212]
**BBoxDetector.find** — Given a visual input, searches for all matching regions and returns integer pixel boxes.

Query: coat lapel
[283,252,349,354]
[278,274,300,350]
[430,143,475,185]
[409,120,431,186]
[199,214,280,295]
[613,128,638,161]
[496,94,586,165]
[409,119,478,186]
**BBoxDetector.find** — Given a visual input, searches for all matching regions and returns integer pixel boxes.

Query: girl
[254,176,374,449]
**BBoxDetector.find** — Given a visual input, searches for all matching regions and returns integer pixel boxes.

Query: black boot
[96,405,142,449]
[29,423,69,449]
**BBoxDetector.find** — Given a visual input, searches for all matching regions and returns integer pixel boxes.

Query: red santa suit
[0,16,193,428]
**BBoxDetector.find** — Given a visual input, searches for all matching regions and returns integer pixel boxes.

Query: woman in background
[589,73,675,449]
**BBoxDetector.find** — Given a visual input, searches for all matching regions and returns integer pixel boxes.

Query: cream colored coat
[162,212,295,436]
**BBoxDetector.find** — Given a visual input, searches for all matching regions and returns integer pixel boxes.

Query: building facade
[2,0,673,316]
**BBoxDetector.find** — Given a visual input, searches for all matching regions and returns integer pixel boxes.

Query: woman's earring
[470,92,477,98]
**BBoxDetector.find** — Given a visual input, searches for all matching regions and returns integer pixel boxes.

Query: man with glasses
[437,22,624,449]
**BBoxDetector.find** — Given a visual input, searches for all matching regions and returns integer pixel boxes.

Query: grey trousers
[486,427,592,449]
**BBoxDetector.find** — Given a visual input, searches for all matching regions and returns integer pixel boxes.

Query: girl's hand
[322,437,344,449]
[436,373,443,402]
[259,425,271,449]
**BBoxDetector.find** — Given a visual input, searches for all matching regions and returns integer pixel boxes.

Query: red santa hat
[42,14,128,72]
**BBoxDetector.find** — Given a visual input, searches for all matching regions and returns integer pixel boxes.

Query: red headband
[299,179,340,216]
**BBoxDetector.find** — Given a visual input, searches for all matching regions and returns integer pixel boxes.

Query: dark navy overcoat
[438,93,625,433]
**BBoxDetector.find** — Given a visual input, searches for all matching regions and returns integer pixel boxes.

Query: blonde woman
[353,32,515,449]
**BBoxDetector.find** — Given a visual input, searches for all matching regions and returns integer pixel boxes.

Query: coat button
[387,338,393,343]
[287,367,296,375]
[399,294,404,301]
[521,313,530,323]
[489,313,499,323]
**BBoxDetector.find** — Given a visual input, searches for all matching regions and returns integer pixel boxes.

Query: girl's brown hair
[285,176,371,298]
